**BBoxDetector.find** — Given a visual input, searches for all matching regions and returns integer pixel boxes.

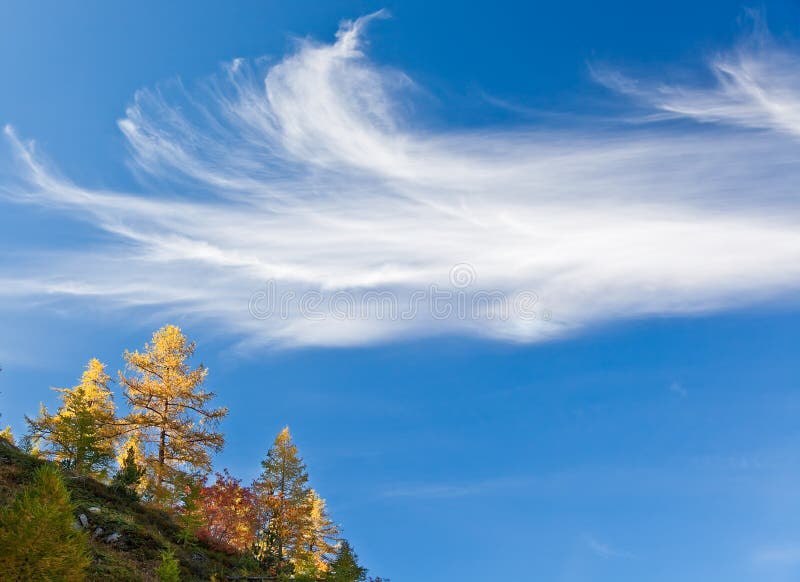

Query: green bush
[156,548,181,582]
[0,464,90,581]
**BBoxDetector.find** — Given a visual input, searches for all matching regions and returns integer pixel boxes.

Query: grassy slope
[0,437,240,581]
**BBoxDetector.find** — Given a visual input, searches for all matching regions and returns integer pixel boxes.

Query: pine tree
[156,549,181,582]
[0,464,90,581]
[25,358,118,477]
[327,540,368,582]
[252,427,312,576]
[119,325,227,506]
[176,475,207,545]
[112,439,146,499]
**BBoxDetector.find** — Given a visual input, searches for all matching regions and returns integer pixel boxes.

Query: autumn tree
[0,464,90,581]
[119,325,227,505]
[253,428,341,578]
[198,469,259,554]
[0,425,13,445]
[253,426,313,576]
[25,358,118,477]
[327,540,368,582]
[296,489,340,576]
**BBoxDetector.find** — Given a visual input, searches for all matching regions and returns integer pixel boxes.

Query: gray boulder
[104,532,121,543]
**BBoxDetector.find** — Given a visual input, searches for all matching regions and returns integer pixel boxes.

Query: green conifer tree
[327,540,368,582]
[112,442,146,500]
[176,475,207,545]
[0,464,90,581]
[156,549,181,582]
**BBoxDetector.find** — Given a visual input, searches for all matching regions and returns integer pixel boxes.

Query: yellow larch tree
[295,489,340,577]
[119,325,227,506]
[253,426,312,576]
[0,425,14,445]
[253,427,341,578]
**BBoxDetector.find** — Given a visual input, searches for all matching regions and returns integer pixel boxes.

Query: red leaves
[197,470,258,554]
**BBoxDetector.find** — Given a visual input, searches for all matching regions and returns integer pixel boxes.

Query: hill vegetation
[0,325,385,581]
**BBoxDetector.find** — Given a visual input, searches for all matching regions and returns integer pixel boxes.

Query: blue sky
[2,1,800,580]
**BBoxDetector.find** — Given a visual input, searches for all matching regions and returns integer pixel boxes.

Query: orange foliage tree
[197,469,259,554]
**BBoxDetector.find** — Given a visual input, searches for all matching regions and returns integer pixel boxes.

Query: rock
[191,552,206,561]
[93,527,104,537]
[87,506,101,513]
[72,521,82,531]
[78,513,89,528]
[104,532,121,543]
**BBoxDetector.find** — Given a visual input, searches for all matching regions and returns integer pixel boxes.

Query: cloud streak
[595,16,800,138]
[381,476,534,499]
[585,535,634,559]
[2,12,800,347]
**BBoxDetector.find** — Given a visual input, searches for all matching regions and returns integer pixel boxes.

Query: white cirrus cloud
[585,534,634,559]
[752,543,800,566]
[2,11,800,348]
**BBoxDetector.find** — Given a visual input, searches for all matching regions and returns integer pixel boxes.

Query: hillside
[0,436,241,581]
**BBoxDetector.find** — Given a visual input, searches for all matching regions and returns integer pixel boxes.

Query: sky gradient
[1,2,800,580]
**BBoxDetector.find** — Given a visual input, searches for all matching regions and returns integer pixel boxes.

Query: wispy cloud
[594,14,800,137]
[381,476,533,499]
[752,543,800,566]
[584,534,635,559]
[668,381,688,397]
[2,12,800,347]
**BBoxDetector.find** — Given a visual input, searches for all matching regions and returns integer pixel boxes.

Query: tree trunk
[157,399,168,491]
